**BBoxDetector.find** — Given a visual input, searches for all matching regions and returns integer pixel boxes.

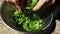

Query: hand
[6,0,55,12]
[32,0,55,11]
[6,0,24,12]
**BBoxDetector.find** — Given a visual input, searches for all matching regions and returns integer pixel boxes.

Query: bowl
[0,1,53,34]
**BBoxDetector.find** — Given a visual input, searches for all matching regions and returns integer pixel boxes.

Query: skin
[6,0,24,11]
[6,0,55,12]
[32,0,55,11]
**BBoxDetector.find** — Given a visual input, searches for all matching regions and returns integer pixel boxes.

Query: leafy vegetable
[13,0,43,32]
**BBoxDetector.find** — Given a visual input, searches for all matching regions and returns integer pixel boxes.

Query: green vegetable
[26,0,38,11]
[13,0,43,32]
[14,10,20,17]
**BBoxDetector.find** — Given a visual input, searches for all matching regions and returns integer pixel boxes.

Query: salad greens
[13,0,43,32]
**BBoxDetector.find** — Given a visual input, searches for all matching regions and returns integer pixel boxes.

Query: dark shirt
[51,0,60,7]
[55,0,60,5]
[52,0,60,20]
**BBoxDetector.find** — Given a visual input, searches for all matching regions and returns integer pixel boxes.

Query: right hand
[32,0,55,11]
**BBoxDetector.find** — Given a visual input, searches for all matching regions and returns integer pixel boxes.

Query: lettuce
[13,0,43,32]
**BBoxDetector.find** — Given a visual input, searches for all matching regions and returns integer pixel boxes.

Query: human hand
[6,0,55,12]
[6,0,24,12]
[32,0,55,11]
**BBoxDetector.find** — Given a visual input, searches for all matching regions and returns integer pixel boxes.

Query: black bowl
[0,1,53,34]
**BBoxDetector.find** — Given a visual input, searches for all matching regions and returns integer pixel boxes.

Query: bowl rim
[0,1,53,33]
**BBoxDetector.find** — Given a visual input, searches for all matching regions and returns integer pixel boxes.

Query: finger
[52,0,55,4]
[6,0,24,12]
[15,5,22,12]
[6,0,22,11]
[14,0,24,12]
[32,0,49,11]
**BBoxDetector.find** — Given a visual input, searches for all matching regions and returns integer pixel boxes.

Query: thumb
[32,0,49,11]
